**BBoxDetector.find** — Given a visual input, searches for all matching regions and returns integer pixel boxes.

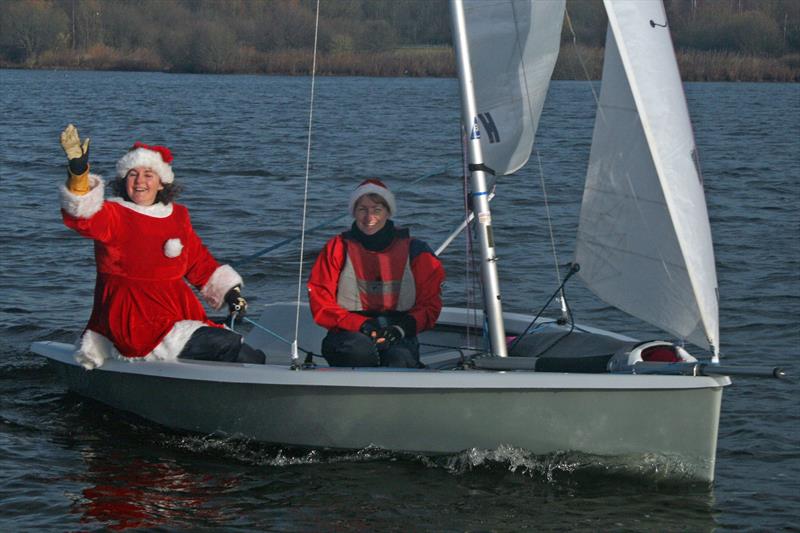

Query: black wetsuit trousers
[178,326,266,364]
[321,330,421,368]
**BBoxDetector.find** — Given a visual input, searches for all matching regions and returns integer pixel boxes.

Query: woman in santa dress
[59,124,264,369]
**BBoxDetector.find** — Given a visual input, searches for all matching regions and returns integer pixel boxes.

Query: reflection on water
[75,450,237,530]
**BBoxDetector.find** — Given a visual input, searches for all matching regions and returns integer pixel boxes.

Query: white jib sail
[574,0,719,353]
[462,0,565,176]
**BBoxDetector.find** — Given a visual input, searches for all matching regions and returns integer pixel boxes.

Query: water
[1,69,798,531]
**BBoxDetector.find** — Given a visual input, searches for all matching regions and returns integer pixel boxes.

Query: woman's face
[354,195,389,235]
[125,167,164,206]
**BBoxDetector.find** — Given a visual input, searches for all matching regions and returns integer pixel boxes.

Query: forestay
[462,0,565,176]
[574,0,719,354]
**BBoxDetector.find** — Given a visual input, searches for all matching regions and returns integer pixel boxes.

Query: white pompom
[164,238,183,258]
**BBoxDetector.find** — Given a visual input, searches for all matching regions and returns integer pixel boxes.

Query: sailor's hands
[359,318,381,339]
[376,325,404,349]
[60,124,90,175]
[397,314,417,338]
[360,318,405,350]
[224,286,248,317]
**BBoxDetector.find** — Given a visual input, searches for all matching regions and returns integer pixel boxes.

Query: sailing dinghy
[32,0,781,482]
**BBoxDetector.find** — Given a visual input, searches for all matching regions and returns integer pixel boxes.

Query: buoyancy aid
[337,230,416,312]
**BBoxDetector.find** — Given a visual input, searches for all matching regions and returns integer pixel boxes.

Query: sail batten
[575,0,719,353]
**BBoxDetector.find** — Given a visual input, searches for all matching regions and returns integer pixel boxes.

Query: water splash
[162,434,707,485]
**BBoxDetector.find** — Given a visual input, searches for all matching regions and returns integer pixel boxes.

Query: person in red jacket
[59,124,264,369]
[307,179,445,367]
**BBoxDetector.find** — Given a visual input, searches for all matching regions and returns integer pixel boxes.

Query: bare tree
[0,0,68,64]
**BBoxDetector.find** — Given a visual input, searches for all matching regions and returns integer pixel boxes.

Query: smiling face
[354,194,390,235]
[125,167,164,206]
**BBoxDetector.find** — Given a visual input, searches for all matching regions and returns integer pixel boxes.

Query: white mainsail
[462,0,565,176]
[575,0,719,353]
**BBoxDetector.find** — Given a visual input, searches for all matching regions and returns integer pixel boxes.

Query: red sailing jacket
[307,228,445,334]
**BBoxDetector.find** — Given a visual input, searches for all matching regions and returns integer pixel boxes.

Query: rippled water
[1,69,798,531]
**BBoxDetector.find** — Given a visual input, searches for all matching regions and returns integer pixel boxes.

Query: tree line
[1,0,798,81]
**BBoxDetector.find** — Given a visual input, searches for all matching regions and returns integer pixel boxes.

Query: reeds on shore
[5,45,799,82]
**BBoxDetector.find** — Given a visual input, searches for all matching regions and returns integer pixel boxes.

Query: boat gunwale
[33,340,731,390]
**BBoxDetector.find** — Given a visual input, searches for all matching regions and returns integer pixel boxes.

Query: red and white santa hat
[116,142,175,184]
[348,178,396,216]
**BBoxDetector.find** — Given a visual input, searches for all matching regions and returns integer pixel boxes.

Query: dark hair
[110,176,182,204]
[355,193,391,213]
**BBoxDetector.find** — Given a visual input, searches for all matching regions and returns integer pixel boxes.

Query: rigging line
[536,150,570,321]
[536,150,562,285]
[564,8,601,108]
[461,129,478,350]
[231,166,450,268]
[291,0,321,363]
[508,263,580,353]
[418,342,472,362]
[241,316,315,357]
[511,2,568,319]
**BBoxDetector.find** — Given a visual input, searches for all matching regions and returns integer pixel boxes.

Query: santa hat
[348,179,396,216]
[116,142,175,184]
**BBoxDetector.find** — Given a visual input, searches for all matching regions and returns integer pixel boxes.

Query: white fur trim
[116,148,174,183]
[201,264,243,310]
[60,174,105,219]
[108,197,173,218]
[164,238,183,258]
[74,329,119,369]
[74,321,206,369]
[145,320,206,361]
[348,181,397,216]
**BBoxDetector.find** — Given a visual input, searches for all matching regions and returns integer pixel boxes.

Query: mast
[450,0,508,356]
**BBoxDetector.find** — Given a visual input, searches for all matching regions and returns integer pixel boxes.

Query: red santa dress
[60,174,242,369]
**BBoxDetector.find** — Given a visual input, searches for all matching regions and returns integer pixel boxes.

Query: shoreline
[2,47,798,82]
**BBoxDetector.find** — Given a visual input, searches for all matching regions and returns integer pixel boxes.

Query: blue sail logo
[470,116,481,139]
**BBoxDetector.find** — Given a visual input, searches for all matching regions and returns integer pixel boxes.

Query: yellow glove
[59,124,91,195]
[60,124,90,161]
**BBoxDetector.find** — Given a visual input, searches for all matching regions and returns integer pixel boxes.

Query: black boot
[237,343,266,364]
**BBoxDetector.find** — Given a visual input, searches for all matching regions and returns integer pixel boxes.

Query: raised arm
[60,124,91,195]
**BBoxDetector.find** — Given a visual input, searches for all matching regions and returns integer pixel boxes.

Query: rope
[535,150,562,285]
[535,150,570,321]
[461,131,480,351]
[508,263,580,353]
[564,8,601,107]
[291,0,321,362]
[241,316,316,357]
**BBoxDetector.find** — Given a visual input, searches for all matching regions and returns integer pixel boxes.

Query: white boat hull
[31,304,729,482]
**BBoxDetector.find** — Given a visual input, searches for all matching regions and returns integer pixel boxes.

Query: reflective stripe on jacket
[308,226,445,333]
[337,232,415,312]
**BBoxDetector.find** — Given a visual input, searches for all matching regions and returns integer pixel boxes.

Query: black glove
[359,318,383,339]
[376,325,405,350]
[68,143,90,175]
[397,314,417,338]
[224,286,247,316]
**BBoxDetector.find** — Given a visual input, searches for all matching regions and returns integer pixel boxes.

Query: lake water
[0,69,798,531]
